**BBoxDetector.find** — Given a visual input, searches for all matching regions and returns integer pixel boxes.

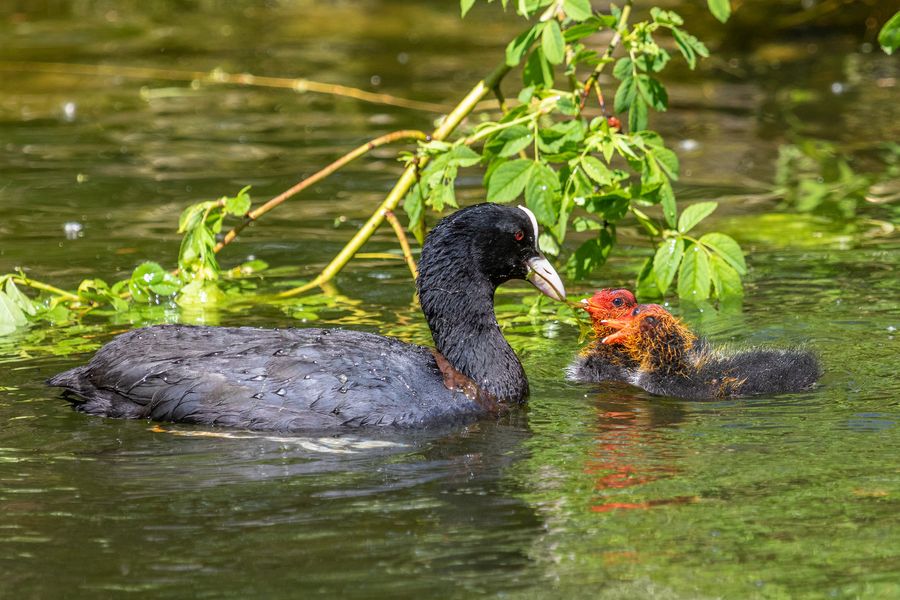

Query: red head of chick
[566,289,638,383]
[600,304,820,400]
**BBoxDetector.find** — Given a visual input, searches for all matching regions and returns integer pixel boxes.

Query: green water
[1,1,898,598]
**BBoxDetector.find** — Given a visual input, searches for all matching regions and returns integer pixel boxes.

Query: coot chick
[600,304,820,400]
[49,204,566,430]
[566,288,638,382]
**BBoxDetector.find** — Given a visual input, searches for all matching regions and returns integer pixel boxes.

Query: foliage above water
[1,2,898,338]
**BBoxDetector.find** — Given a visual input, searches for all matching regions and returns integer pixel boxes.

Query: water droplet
[63,222,83,240]
[248,375,265,381]
[252,393,263,399]
[337,374,348,384]
[62,102,76,122]
[275,388,286,396]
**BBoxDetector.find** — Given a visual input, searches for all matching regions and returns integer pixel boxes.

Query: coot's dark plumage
[49,204,566,430]
[600,304,821,400]
[566,288,638,382]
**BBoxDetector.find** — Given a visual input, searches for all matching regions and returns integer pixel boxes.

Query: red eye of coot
[514,230,524,241]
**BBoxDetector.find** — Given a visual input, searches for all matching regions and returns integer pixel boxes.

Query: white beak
[525,255,566,302]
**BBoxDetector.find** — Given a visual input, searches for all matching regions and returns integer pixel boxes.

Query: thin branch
[278,61,513,298]
[384,210,418,279]
[579,1,632,111]
[0,61,452,114]
[12,276,80,302]
[214,129,428,254]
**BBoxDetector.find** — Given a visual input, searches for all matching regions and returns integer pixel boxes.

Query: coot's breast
[50,325,481,430]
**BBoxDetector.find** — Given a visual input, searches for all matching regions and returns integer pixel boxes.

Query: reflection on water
[1,1,899,598]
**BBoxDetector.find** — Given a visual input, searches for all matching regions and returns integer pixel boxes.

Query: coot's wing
[50,325,477,430]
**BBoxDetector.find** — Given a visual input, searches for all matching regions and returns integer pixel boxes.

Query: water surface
[1,1,898,598]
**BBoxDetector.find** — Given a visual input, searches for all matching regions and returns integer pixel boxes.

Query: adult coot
[566,288,638,382]
[599,304,820,399]
[49,204,566,430]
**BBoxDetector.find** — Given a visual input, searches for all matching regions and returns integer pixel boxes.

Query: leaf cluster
[405,0,743,301]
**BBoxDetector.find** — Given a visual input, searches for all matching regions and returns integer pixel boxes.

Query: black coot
[48,204,567,430]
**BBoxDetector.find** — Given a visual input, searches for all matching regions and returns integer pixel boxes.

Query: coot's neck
[641,331,694,376]
[418,269,527,403]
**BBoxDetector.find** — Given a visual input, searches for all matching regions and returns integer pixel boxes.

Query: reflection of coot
[49,204,566,430]
[601,304,821,399]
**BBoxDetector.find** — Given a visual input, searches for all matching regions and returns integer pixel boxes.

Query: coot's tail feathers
[47,366,119,416]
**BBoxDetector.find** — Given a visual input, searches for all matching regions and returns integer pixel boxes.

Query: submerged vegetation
[1,2,898,337]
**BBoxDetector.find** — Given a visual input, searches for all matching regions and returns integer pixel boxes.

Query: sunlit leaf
[563,0,593,21]
[461,0,477,18]
[525,162,560,225]
[542,20,565,65]
[677,244,711,301]
[506,24,541,66]
[653,237,684,294]
[710,254,743,298]
[699,232,747,274]
[707,0,731,23]
[879,11,900,55]
[678,201,717,233]
[487,159,533,203]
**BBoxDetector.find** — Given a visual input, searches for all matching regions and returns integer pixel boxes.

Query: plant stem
[278,62,513,298]
[0,61,451,113]
[580,0,632,110]
[12,276,80,302]
[384,210,418,279]
[214,129,428,254]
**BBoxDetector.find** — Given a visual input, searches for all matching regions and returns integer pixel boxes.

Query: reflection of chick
[601,304,821,400]
[566,289,638,382]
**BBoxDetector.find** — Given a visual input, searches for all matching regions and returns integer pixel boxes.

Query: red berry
[607,116,621,129]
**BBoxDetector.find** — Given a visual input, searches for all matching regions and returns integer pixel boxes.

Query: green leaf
[699,232,747,274]
[176,280,225,308]
[613,76,636,113]
[677,244,711,301]
[563,0,593,21]
[224,186,251,216]
[879,11,900,55]
[678,201,718,233]
[0,292,28,333]
[523,47,555,88]
[710,254,743,298]
[449,144,482,167]
[653,237,684,294]
[566,229,613,279]
[403,190,425,244]
[542,20,565,65]
[628,97,648,132]
[707,0,731,23]
[493,126,533,157]
[635,256,662,299]
[613,57,633,80]
[580,156,613,186]
[4,280,37,316]
[525,162,560,226]
[149,273,182,297]
[506,24,541,66]
[486,159,533,202]
[672,28,696,69]
[642,76,668,111]
[461,0,477,18]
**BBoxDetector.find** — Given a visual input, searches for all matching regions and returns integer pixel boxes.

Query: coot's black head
[417,203,566,301]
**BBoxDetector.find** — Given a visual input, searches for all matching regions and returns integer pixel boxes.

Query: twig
[214,129,428,254]
[278,61,513,298]
[579,1,632,111]
[383,210,418,279]
[12,276,80,302]
[0,61,452,114]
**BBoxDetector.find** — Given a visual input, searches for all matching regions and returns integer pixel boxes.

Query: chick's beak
[599,317,630,345]
[525,255,566,302]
